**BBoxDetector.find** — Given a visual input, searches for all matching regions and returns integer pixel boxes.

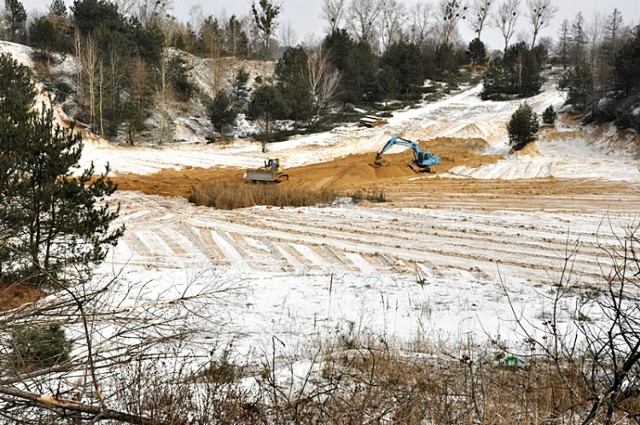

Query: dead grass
[0,283,46,312]
[252,337,625,425]
[189,182,336,209]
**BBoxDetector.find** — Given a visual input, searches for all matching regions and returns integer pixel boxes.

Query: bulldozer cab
[264,158,280,171]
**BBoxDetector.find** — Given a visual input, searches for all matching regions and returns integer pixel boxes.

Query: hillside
[0,41,275,145]
[2,39,640,423]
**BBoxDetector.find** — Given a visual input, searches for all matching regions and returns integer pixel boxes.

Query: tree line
[2,0,639,142]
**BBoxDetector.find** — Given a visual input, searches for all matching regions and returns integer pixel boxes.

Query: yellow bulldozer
[243,159,289,183]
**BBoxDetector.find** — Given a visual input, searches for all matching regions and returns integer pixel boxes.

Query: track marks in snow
[108,191,636,287]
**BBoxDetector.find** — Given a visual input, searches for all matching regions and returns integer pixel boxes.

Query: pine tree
[381,41,425,94]
[481,42,543,99]
[542,105,557,124]
[275,46,314,128]
[3,0,27,42]
[208,91,237,137]
[247,84,287,142]
[29,16,65,58]
[613,26,640,96]
[468,37,487,67]
[0,54,124,286]
[507,102,539,150]
[558,64,594,111]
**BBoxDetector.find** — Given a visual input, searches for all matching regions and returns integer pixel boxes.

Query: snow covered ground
[79,80,640,362]
[3,36,636,362]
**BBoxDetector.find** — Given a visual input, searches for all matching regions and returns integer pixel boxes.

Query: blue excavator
[374,137,441,172]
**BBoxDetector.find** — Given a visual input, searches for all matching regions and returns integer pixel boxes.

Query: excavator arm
[374,137,441,171]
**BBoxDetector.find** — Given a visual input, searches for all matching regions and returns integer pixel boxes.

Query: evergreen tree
[225,15,250,58]
[468,37,487,67]
[434,42,467,78]
[3,0,27,42]
[481,42,543,99]
[49,0,67,18]
[9,324,72,371]
[556,19,569,69]
[231,67,251,106]
[275,46,314,127]
[542,105,557,124]
[558,64,594,111]
[569,12,586,66]
[507,102,539,150]
[613,26,640,96]
[131,17,164,68]
[29,16,65,58]
[380,41,425,95]
[247,84,287,142]
[0,54,123,286]
[208,91,237,137]
[168,54,194,102]
[71,0,124,37]
[323,28,353,72]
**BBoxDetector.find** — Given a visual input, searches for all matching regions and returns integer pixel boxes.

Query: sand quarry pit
[111,137,500,197]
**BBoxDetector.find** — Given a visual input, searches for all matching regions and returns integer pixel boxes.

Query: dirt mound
[518,142,540,156]
[111,137,502,198]
[452,123,485,139]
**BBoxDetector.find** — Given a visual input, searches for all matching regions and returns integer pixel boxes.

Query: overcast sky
[20,0,640,50]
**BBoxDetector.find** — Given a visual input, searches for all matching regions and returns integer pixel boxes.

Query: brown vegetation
[189,182,336,209]
[0,283,45,312]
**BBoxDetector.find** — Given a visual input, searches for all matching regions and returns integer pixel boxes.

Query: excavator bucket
[373,153,390,167]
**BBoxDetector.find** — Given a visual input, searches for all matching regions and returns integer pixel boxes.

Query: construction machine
[243,158,289,183]
[374,136,441,172]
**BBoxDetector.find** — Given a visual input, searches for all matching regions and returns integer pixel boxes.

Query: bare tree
[585,12,605,67]
[112,0,138,17]
[345,0,385,45]
[252,0,281,59]
[469,0,492,41]
[0,263,235,424]
[406,1,435,47]
[307,43,341,122]
[438,0,468,45]
[492,0,520,52]
[278,19,297,48]
[525,0,557,48]
[136,0,174,28]
[74,31,100,131]
[154,51,175,144]
[380,0,407,50]
[322,0,347,32]
[603,8,624,60]
[556,18,569,68]
[504,224,640,424]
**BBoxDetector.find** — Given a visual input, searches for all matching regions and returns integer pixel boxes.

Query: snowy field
[79,81,640,362]
[3,38,636,361]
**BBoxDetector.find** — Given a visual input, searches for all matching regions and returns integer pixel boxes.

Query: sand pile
[111,137,502,198]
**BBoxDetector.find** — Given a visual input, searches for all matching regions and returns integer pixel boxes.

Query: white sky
[20,0,640,50]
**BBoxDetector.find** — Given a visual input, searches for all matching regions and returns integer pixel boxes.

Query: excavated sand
[112,137,500,196]
[110,134,639,208]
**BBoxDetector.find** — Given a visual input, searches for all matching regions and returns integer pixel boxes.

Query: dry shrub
[189,182,336,209]
[247,330,632,425]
